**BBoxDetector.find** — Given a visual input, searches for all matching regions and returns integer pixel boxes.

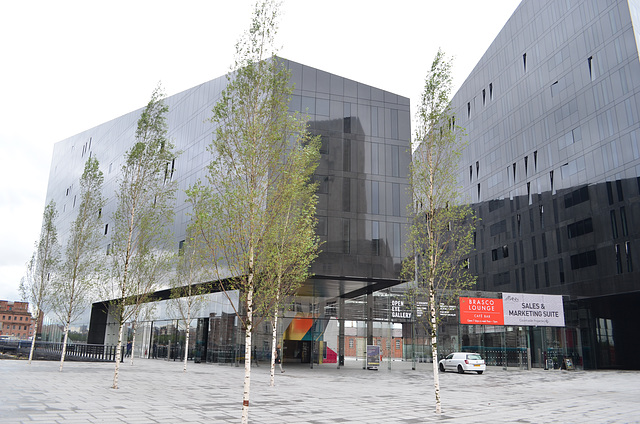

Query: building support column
[338,297,345,368]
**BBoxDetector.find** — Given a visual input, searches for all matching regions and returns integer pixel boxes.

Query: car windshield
[467,354,482,360]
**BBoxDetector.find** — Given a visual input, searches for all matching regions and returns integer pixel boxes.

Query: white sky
[0,0,520,302]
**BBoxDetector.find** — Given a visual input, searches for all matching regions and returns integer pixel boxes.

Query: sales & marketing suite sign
[502,292,565,327]
[460,293,565,327]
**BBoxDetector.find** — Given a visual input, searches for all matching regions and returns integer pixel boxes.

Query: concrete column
[338,297,345,368]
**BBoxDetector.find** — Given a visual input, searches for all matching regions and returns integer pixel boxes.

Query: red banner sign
[459,297,504,325]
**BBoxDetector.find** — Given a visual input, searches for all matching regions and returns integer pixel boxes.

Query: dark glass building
[449,0,640,369]
[45,60,412,366]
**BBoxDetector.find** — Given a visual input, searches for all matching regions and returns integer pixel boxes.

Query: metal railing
[0,340,122,362]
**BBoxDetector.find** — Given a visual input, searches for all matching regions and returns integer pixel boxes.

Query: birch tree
[51,157,105,371]
[20,200,60,363]
[169,220,209,372]
[403,49,476,414]
[105,84,177,389]
[262,146,319,387]
[187,1,320,421]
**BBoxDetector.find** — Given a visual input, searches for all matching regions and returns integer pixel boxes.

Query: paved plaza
[1,357,639,423]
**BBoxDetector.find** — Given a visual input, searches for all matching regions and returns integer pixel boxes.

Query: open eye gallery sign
[460,293,565,327]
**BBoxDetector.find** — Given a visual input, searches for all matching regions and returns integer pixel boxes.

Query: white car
[439,352,486,374]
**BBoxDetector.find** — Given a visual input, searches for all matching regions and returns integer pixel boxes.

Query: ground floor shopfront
[88,286,621,370]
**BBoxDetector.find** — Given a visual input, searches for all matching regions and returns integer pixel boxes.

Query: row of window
[1,315,28,321]
[347,338,402,350]
[491,241,634,289]
[1,324,30,330]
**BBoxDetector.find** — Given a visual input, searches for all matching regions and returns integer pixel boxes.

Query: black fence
[0,340,123,362]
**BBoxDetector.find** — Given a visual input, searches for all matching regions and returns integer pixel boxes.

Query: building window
[391,145,400,177]
[567,218,593,239]
[349,339,354,349]
[588,56,594,81]
[570,250,597,270]
[178,240,185,256]
[467,102,471,118]
[523,53,527,72]
[482,89,486,106]
[343,139,351,172]
[564,186,589,208]
[104,224,109,235]
[544,262,550,287]
[342,178,350,212]
[392,183,401,217]
[620,207,628,236]
[610,210,619,238]
[316,216,327,237]
[607,182,614,205]
[315,175,329,194]
[489,83,493,100]
[491,245,509,261]
[616,244,623,274]
[342,219,351,254]
[371,181,380,215]
[626,242,633,272]
[559,258,565,284]
[372,221,380,256]
[616,180,624,202]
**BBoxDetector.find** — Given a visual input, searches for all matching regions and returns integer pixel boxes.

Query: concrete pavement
[1,358,639,423]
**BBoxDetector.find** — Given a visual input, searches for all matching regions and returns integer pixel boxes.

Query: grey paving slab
[1,358,639,423]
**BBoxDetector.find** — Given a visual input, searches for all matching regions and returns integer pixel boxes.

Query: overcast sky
[0,0,520,302]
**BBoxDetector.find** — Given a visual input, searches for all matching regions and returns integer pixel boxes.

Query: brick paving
[1,358,639,423]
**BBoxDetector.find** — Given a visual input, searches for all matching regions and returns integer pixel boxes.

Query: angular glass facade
[449,0,640,369]
[45,60,412,366]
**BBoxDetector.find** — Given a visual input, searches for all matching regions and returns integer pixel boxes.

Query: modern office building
[448,0,640,369]
[46,0,640,370]
[45,60,412,366]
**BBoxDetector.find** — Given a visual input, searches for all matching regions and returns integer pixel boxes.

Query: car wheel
[477,371,483,375]
[457,365,464,374]
[439,363,445,372]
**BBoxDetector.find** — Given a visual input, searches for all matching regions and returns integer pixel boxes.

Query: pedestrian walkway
[1,358,639,423]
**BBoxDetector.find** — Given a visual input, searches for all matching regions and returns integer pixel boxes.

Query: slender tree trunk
[59,321,70,372]
[241,249,254,424]
[430,278,441,414]
[130,322,136,365]
[270,286,280,387]
[183,320,190,372]
[112,322,124,389]
[28,311,39,364]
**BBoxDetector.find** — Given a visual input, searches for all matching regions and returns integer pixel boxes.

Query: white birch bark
[28,311,39,364]
[130,322,136,365]
[59,322,70,372]
[112,323,124,389]
[430,284,441,413]
[241,285,253,424]
[270,293,279,387]
[183,320,190,372]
